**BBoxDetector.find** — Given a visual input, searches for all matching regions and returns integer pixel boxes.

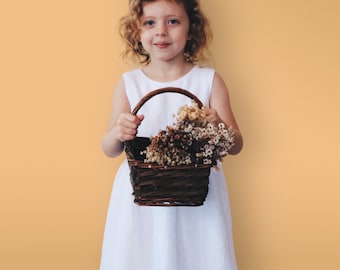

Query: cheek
[178,30,190,44]
[140,31,151,43]
[180,27,191,41]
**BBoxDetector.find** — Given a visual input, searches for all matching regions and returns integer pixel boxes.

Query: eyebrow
[142,14,184,19]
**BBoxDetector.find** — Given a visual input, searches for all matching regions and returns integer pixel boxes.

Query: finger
[127,114,144,126]
[204,108,221,125]
[117,114,139,129]
[117,126,138,142]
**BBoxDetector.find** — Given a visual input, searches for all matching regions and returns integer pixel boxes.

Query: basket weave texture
[124,87,212,207]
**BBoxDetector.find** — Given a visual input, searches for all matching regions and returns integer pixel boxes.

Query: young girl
[101,0,243,269]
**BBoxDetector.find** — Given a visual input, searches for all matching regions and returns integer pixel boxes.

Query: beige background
[1,0,339,269]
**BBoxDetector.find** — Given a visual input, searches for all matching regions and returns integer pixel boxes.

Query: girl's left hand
[203,107,223,127]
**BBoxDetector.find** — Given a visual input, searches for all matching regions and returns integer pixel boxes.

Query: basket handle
[131,87,203,115]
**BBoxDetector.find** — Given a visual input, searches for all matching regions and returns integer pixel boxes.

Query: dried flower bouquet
[143,101,235,167]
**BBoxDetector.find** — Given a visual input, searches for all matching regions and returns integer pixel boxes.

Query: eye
[168,18,180,25]
[143,19,155,27]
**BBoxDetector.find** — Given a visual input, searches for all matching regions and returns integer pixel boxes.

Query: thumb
[136,114,144,122]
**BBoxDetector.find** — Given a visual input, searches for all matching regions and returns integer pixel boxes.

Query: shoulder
[112,76,126,99]
[122,68,142,80]
[212,71,227,89]
[188,65,216,93]
[121,68,147,90]
[194,65,216,77]
[210,71,231,104]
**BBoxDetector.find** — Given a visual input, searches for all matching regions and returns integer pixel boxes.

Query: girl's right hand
[115,113,144,142]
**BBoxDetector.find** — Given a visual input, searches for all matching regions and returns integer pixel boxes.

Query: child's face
[139,0,190,63]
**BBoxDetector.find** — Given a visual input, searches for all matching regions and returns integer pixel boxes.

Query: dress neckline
[138,65,197,84]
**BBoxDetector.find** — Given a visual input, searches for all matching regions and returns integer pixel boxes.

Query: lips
[154,42,171,49]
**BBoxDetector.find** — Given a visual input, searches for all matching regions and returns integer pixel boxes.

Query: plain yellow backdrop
[1,0,339,269]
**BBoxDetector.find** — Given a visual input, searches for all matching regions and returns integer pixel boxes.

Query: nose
[156,22,168,36]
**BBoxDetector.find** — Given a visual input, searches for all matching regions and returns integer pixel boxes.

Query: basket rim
[127,159,214,170]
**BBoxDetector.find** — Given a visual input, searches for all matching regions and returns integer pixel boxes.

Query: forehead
[142,0,187,17]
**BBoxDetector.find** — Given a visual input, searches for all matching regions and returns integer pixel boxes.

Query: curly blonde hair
[119,0,212,64]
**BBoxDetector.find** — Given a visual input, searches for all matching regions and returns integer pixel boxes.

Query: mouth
[154,42,171,49]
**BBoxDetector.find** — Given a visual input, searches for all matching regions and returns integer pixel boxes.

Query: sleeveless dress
[100,65,238,270]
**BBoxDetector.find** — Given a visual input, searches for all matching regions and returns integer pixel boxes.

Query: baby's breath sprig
[143,101,235,166]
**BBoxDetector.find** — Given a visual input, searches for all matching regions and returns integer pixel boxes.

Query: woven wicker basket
[124,87,212,207]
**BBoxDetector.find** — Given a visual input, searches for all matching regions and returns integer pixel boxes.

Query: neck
[142,61,194,82]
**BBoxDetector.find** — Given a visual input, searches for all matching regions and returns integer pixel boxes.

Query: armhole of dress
[209,69,216,92]
[121,72,131,109]
[206,68,216,108]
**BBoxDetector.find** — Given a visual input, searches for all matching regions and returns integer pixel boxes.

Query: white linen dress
[100,65,238,270]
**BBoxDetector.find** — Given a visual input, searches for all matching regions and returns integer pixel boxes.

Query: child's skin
[102,0,243,158]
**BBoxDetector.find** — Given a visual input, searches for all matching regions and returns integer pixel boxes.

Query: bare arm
[101,78,144,158]
[209,72,243,155]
